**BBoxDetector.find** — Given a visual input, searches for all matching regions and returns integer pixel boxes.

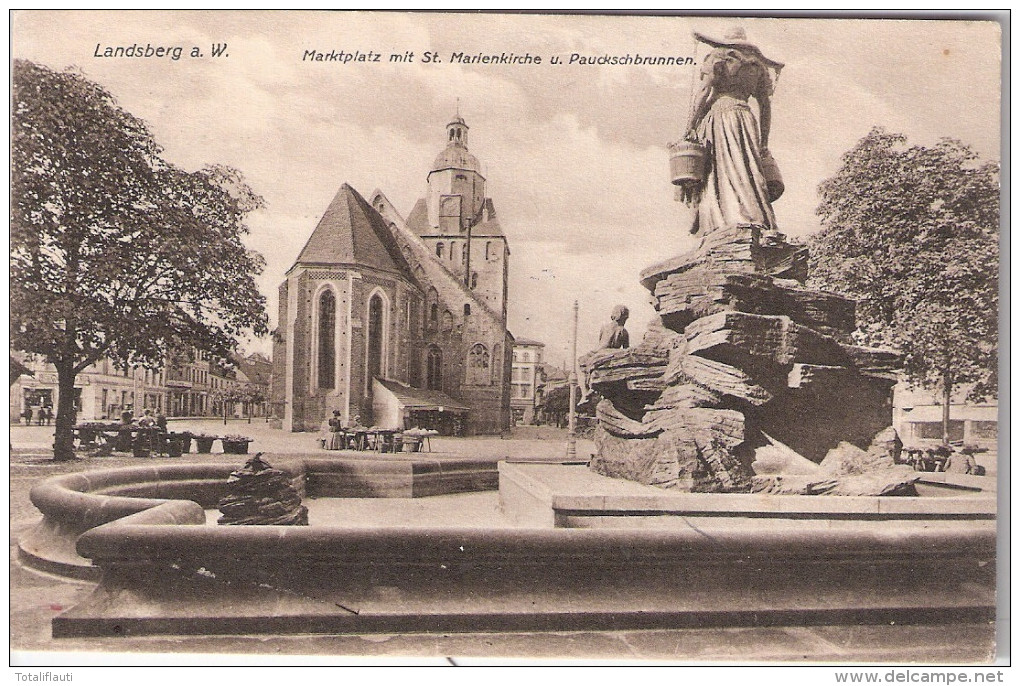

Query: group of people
[322,410,383,451]
[134,408,169,432]
[901,444,986,476]
[21,405,53,425]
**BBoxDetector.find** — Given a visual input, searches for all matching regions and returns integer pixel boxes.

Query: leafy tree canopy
[808,128,999,402]
[11,59,269,457]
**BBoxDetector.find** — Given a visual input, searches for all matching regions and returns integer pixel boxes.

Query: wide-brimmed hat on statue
[693,26,784,70]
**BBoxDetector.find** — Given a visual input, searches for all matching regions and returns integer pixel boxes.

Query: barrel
[668,140,708,186]
[760,148,784,202]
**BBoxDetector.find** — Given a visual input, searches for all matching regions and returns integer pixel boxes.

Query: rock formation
[217,454,309,525]
[581,226,906,494]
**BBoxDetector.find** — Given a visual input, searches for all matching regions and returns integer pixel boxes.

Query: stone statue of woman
[678,27,784,240]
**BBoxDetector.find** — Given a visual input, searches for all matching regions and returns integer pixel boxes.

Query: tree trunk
[53,360,78,461]
[942,370,953,445]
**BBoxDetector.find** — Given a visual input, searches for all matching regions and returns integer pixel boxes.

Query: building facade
[272,116,513,435]
[10,349,267,423]
[510,339,544,425]
[892,382,998,450]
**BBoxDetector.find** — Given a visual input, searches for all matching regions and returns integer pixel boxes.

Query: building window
[464,303,471,316]
[470,272,478,289]
[430,303,439,329]
[466,343,490,385]
[441,310,454,332]
[436,242,444,259]
[485,241,492,260]
[367,293,384,384]
[317,289,336,389]
[426,346,443,391]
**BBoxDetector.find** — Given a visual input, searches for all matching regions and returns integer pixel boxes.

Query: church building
[272,115,513,434]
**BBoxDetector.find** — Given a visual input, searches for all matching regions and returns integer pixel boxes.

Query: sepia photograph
[9,10,1005,671]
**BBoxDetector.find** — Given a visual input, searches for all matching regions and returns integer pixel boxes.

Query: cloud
[12,11,1002,359]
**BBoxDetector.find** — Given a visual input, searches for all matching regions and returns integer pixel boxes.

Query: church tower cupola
[447,115,468,146]
[427,113,485,234]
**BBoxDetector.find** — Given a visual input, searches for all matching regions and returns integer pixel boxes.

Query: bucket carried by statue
[760,148,784,202]
[669,140,708,187]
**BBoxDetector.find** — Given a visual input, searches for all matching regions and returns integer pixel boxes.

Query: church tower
[410,115,510,323]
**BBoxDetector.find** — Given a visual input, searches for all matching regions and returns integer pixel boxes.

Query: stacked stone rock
[217,454,309,525]
[581,227,908,495]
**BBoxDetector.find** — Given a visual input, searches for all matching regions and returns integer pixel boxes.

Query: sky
[11,11,1002,368]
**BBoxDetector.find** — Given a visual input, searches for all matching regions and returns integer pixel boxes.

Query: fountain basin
[19,454,498,579]
[20,457,996,638]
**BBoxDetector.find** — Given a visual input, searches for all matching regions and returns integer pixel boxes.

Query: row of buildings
[10,351,272,423]
[510,339,571,425]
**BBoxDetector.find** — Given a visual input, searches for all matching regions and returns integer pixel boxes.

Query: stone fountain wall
[581,226,903,493]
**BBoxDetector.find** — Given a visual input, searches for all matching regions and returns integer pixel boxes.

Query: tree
[11,60,269,460]
[808,128,999,442]
[215,383,267,424]
[538,384,581,428]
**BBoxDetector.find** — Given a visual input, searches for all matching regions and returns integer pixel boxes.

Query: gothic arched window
[426,346,443,391]
[367,293,384,384]
[471,272,478,289]
[317,289,336,390]
[466,343,490,386]
[430,303,439,329]
[436,242,444,259]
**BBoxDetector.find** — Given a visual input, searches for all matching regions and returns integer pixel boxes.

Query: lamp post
[567,300,578,460]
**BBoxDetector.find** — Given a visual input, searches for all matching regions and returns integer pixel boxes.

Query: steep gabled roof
[405,198,429,237]
[232,353,272,386]
[291,184,413,278]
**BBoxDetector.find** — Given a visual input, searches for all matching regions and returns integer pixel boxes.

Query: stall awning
[375,378,469,412]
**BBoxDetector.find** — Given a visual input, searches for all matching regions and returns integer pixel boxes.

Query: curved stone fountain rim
[19,453,501,579]
[16,457,996,638]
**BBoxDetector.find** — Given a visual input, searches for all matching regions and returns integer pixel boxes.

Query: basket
[668,140,708,186]
[760,148,784,202]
